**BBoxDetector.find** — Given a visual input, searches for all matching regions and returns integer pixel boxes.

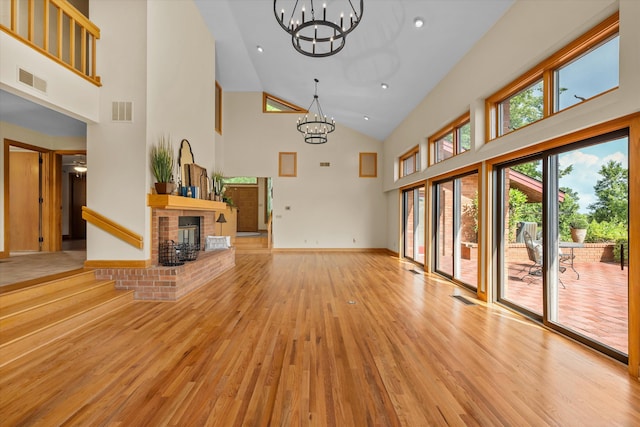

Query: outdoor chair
[523,231,542,278]
[522,231,566,288]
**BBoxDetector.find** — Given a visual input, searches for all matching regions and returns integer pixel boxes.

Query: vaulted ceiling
[195,0,514,141]
[1,0,514,142]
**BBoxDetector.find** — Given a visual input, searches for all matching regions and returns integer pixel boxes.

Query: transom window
[429,113,471,164]
[498,79,543,136]
[263,93,306,113]
[400,146,419,178]
[487,13,619,140]
[554,35,619,112]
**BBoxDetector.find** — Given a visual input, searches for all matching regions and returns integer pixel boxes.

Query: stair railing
[82,207,143,249]
[0,0,101,86]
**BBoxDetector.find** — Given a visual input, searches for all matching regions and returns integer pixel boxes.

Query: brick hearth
[96,199,235,301]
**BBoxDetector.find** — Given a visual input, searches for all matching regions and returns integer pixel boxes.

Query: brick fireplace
[95,195,235,301]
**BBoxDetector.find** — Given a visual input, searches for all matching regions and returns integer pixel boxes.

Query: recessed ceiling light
[381,83,389,90]
[257,45,264,53]
[364,116,369,121]
[414,17,424,28]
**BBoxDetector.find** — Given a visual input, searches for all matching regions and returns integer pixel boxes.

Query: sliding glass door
[433,172,478,289]
[402,186,425,264]
[496,131,629,361]
[496,157,545,316]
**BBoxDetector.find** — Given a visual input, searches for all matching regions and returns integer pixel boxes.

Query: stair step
[0,270,97,308]
[0,288,134,367]
[0,269,135,367]
[235,247,272,254]
[0,279,116,324]
[0,278,115,320]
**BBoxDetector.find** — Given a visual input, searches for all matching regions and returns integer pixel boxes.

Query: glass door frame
[432,170,479,290]
[402,184,425,265]
[494,129,630,363]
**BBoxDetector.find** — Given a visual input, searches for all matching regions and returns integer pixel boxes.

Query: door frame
[2,139,67,257]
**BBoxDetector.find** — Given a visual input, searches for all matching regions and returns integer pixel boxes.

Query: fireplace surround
[95,195,236,301]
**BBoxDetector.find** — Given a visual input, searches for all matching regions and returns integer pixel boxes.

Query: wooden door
[10,151,40,251]
[70,174,87,239]
[226,186,258,232]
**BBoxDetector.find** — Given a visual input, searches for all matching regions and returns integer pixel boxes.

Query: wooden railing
[0,0,101,86]
[82,207,143,249]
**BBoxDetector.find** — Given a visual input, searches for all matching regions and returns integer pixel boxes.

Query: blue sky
[556,36,619,110]
[559,137,628,214]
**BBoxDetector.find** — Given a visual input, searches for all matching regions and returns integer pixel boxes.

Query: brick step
[0,271,134,367]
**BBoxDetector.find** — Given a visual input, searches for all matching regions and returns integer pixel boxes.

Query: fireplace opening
[178,216,201,249]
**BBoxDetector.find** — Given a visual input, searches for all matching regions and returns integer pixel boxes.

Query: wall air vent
[320,162,330,167]
[18,68,47,93]
[112,101,133,122]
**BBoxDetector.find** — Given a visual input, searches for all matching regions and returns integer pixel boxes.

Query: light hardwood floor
[1,252,639,425]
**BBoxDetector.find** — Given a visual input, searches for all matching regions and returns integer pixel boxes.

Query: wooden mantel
[147,194,227,211]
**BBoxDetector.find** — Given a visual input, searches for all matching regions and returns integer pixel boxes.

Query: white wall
[0,32,100,123]
[382,0,640,250]
[86,0,149,261]
[147,0,216,175]
[86,0,216,261]
[223,92,386,249]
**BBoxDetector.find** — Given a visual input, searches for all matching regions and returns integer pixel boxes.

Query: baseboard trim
[84,259,152,268]
[271,248,391,253]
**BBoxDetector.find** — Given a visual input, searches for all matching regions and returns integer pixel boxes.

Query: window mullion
[543,69,553,117]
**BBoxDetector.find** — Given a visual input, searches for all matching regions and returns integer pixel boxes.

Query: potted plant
[212,171,225,201]
[150,135,175,194]
[569,215,589,243]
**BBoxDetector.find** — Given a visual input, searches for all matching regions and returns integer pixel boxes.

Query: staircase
[0,270,134,367]
[233,234,271,254]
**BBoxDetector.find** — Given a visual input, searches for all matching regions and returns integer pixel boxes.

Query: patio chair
[522,231,566,288]
[522,231,542,278]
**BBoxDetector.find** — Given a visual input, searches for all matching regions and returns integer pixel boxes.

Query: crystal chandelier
[297,79,335,144]
[274,0,364,58]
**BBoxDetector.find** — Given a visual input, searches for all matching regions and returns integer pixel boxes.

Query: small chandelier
[274,0,364,58]
[297,78,335,144]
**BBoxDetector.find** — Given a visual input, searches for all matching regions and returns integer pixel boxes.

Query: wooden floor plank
[0,252,639,426]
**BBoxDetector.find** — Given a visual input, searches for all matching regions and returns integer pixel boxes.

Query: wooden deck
[1,252,639,425]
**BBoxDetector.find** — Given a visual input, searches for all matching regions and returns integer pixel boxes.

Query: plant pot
[571,228,587,243]
[155,182,175,195]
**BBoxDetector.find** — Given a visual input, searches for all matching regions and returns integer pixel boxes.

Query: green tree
[558,188,580,240]
[512,162,541,180]
[507,82,543,131]
[588,160,628,224]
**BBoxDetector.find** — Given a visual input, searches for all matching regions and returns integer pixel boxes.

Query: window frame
[263,92,306,113]
[215,81,222,135]
[428,112,471,165]
[485,12,619,141]
[399,145,420,178]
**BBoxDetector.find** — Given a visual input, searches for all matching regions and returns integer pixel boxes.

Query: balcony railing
[0,0,101,86]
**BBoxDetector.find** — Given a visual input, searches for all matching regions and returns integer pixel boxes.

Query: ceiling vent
[320,162,330,167]
[112,101,133,122]
[18,68,47,93]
